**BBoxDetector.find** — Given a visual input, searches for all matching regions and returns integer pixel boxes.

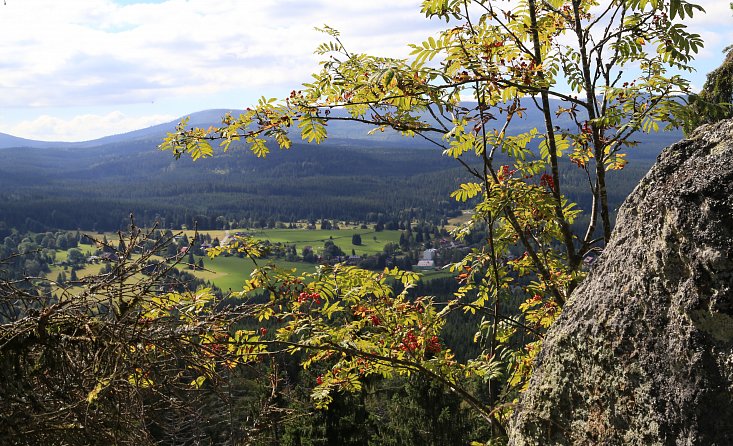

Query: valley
[17,224,452,297]
[0,106,689,446]
[0,106,677,235]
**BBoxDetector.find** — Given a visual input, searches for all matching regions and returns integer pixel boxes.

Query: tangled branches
[0,224,263,445]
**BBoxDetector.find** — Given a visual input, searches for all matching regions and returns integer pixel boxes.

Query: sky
[0,0,731,142]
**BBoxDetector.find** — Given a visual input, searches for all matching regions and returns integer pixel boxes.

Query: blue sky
[0,0,730,141]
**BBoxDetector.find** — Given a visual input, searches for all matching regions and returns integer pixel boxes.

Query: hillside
[0,105,680,232]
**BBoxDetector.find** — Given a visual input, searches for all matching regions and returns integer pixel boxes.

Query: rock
[509,120,733,445]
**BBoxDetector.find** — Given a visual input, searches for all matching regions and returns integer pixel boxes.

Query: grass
[251,228,401,255]
[94,226,402,256]
[446,210,473,230]
[48,262,106,295]
[189,256,317,292]
[45,244,318,295]
[48,262,105,281]
[418,268,454,281]
[182,227,402,256]
[53,249,69,262]
[191,255,452,293]
[47,227,452,295]
[48,251,169,295]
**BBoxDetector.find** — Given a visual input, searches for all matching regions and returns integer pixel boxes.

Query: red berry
[540,173,555,191]
[427,335,442,353]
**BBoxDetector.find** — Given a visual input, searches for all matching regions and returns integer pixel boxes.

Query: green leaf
[191,375,206,389]
[538,134,569,161]
[250,138,270,158]
[450,182,483,202]
[188,140,213,161]
[298,114,328,143]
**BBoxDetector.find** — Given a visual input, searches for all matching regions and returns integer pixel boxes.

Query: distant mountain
[0,132,68,150]
[0,103,684,157]
[0,102,683,232]
[0,109,242,150]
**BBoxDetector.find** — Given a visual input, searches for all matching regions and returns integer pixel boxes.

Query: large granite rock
[509,120,733,445]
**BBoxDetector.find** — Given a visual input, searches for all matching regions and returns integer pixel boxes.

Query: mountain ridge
[0,102,685,155]
[0,109,239,150]
[0,103,681,231]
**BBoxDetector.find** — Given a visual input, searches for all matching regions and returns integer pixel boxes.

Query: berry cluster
[540,173,555,191]
[276,278,304,299]
[399,331,419,352]
[209,343,225,354]
[353,305,383,326]
[497,164,517,182]
[207,332,229,355]
[426,335,442,353]
[297,291,322,304]
[543,302,558,315]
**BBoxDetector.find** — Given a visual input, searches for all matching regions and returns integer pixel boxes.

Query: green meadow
[192,255,451,293]
[190,256,318,292]
[49,227,452,294]
[183,227,402,256]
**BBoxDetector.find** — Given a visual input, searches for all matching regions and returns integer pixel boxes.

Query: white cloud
[6,112,176,141]
[0,0,446,139]
[0,0,438,110]
[0,0,730,140]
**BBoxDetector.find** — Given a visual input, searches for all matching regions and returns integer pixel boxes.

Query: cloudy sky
[0,0,731,141]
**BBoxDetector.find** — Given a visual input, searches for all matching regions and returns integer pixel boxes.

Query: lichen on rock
[509,120,733,445]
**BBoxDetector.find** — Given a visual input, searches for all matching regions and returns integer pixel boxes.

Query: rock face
[510,120,733,445]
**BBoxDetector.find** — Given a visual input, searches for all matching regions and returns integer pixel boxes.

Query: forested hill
[0,136,469,231]
[0,109,409,151]
[0,101,684,155]
[0,106,682,232]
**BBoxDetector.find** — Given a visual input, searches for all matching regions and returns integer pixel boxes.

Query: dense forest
[0,106,677,233]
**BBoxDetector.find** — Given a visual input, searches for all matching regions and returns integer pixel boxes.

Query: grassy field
[446,210,472,230]
[191,256,452,293]
[89,226,400,256]
[418,268,454,281]
[48,252,167,295]
[47,226,453,294]
[191,256,318,292]
[48,253,453,296]
[48,262,105,284]
[48,262,111,296]
[183,227,402,256]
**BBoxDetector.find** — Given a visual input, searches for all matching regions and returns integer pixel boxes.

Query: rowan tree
[162,0,705,439]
